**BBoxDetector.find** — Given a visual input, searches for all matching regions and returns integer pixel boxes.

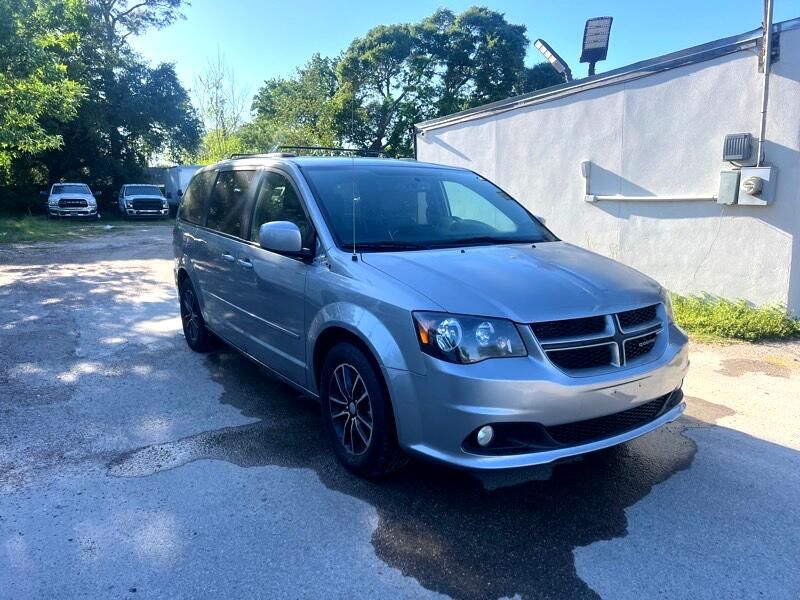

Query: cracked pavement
[1,226,798,599]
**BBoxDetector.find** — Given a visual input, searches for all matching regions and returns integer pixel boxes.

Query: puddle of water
[109,350,703,600]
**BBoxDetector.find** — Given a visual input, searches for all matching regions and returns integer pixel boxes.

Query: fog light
[476,425,494,447]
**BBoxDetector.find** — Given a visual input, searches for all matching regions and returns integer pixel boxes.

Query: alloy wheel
[329,363,373,455]
[181,288,200,342]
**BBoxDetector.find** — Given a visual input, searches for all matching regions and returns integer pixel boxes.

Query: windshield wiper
[354,241,429,251]
[429,236,543,248]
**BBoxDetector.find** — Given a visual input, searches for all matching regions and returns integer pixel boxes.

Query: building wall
[418,27,800,312]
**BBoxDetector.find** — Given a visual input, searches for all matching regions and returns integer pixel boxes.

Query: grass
[0,214,167,244]
[672,293,800,342]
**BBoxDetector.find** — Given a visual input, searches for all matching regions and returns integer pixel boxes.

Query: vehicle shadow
[111,349,701,600]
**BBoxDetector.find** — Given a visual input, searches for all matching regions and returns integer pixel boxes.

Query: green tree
[40,0,200,189]
[334,23,432,156]
[0,0,85,180]
[246,54,339,151]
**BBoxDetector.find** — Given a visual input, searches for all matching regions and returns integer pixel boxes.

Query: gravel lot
[1,226,798,599]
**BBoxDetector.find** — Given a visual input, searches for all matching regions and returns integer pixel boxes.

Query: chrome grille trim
[530,304,666,375]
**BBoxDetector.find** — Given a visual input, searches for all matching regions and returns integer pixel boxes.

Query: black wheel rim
[329,363,373,456]
[181,288,201,342]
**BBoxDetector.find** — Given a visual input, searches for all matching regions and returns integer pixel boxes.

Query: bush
[672,293,800,341]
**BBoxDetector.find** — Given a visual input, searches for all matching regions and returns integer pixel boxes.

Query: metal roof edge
[416,17,800,132]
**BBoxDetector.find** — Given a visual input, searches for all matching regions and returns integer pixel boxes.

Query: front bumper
[49,207,98,217]
[385,323,689,470]
[125,208,169,218]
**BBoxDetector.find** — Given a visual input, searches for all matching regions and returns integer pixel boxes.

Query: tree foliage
[1,0,200,212]
[249,6,565,158]
[0,0,86,179]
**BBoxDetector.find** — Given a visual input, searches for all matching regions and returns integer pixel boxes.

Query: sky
[131,0,800,107]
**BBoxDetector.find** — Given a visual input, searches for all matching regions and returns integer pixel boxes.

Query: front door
[235,170,312,385]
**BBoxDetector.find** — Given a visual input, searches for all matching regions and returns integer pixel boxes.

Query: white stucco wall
[418,26,800,312]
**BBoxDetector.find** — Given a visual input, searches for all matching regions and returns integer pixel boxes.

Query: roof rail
[228,152,295,159]
[277,145,386,157]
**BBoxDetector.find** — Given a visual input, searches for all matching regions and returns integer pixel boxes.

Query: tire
[320,343,407,477]
[179,278,219,353]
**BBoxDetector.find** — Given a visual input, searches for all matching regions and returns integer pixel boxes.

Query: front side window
[179,170,216,225]
[52,184,90,195]
[301,165,555,251]
[249,171,313,248]
[206,170,256,236]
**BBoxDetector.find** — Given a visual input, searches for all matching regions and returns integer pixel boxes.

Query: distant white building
[416,18,800,313]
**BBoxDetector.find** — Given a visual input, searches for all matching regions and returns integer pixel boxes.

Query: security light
[580,17,613,76]
[534,38,573,82]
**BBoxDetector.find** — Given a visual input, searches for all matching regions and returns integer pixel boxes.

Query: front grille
[531,315,606,341]
[546,393,676,445]
[547,344,615,371]
[531,304,664,375]
[131,199,164,210]
[58,199,88,208]
[624,332,658,362]
[618,304,658,330]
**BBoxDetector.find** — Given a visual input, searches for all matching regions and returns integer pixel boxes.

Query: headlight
[162,200,169,208]
[413,312,527,364]
[125,199,133,207]
[661,289,675,322]
[88,198,97,206]
[48,198,58,206]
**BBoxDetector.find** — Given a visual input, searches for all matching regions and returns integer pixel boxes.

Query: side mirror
[259,221,302,254]
[177,190,183,197]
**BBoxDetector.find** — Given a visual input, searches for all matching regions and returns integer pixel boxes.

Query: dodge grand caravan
[174,154,689,477]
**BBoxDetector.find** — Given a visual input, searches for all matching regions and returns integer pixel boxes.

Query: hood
[50,193,95,201]
[125,194,165,201]
[361,242,663,323]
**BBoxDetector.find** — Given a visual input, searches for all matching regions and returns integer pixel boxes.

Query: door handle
[237,258,253,269]
[222,253,235,262]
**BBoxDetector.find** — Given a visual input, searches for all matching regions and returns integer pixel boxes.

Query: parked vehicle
[162,165,201,214]
[173,154,689,477]
[43,183,100,219]
[118,184,170,219]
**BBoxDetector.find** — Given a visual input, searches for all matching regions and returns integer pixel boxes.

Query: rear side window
[206,170,256,237]
[180,171,216,225]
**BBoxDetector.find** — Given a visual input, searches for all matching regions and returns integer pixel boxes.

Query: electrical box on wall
[738,166,777,206]
[717,171,740,205]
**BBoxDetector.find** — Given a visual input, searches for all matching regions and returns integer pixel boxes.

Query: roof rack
[228,146,389,160]
[228,152,295,159]
[277,146,386,157]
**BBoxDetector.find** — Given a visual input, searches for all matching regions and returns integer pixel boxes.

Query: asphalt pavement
[0,225,798,599]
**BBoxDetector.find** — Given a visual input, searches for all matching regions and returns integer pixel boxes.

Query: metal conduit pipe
[757,0,775,167]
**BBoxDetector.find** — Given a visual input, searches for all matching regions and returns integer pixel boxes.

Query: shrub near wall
[672,294,800,341]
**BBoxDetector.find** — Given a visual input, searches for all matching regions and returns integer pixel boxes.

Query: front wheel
[179,279,218,352]
[320,343,407,477]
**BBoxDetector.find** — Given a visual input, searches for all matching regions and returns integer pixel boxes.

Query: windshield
[52,184,90,194]
[301,165,556,251]
[124,185,162,196]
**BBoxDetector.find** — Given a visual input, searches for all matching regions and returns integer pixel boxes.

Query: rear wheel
[320,343,406,477]
[179,279,218,352]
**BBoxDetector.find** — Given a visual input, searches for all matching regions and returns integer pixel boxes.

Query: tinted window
[250,172,313,248]
[179,171,216,225]
[206,170,256,236]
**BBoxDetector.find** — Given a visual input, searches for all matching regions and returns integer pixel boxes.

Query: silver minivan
[174,154,689,477]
